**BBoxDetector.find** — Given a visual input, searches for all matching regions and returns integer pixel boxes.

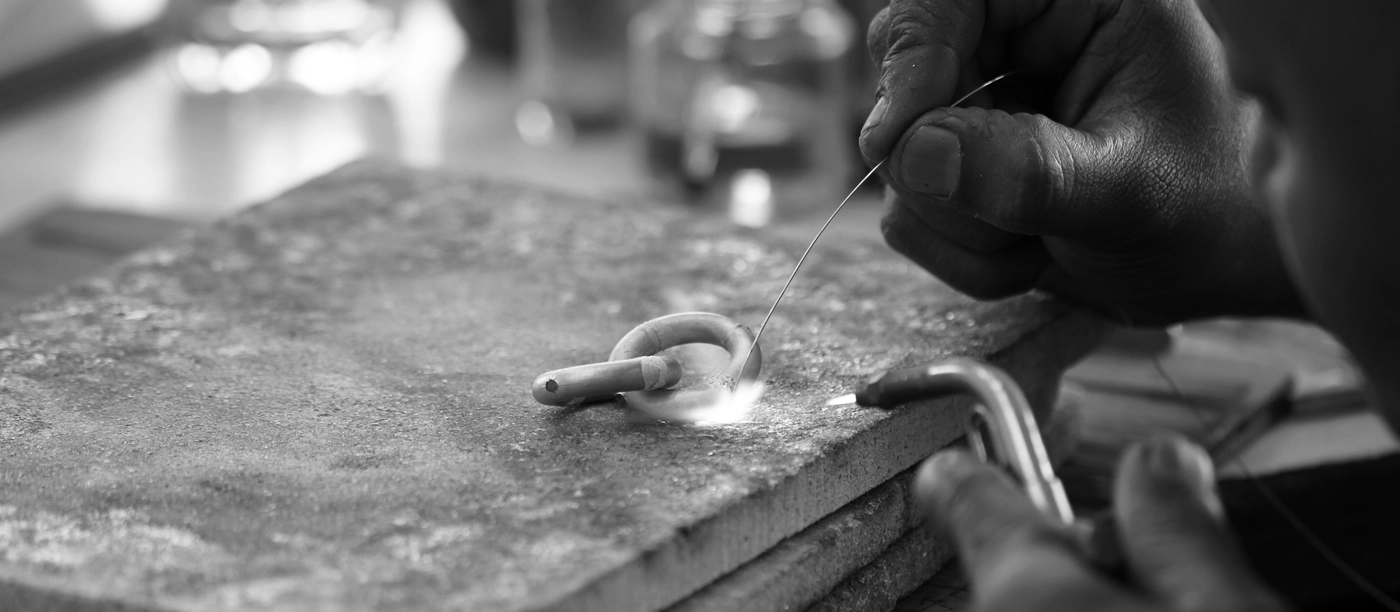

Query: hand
[862,0,1306,324]
[914,437,1289,612]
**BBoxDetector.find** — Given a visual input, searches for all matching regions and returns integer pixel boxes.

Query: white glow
[710,84,760,133]
[515,100,572,148]
[695,381,766,424]
[696,7,734,37]
[288,40,359,95]
[635,381,765,425]
[172,44,224,94]
[729,169,773,228]
[219,44,273,93]
[83,0,169,31]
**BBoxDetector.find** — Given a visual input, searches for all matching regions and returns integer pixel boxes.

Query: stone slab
[668,473,916,612]
[806,523,955,612]
[0,162,1103,611]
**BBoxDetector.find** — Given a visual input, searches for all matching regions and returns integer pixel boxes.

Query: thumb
[858,0,985,165]
[1114,437,1287,611]
[884,105,1122,240]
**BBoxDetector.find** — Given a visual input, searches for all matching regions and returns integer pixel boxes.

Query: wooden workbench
[0,162,1102,611]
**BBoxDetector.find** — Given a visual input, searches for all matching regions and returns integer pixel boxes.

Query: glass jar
[166,0,401,94]
[630,0,855,223]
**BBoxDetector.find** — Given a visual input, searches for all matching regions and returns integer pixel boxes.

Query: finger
[883,203,1049,299]
[1115,437,1289,612]
[860,0,1106,166]
[866,6,890,67]
[859,0,987,164]
[884,187,1025,253]
[886,105,1126,239]
[914,450,1078,582]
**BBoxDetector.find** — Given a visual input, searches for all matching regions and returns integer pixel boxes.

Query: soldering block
[0,161,1103,611]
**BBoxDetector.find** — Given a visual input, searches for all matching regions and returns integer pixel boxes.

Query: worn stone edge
[667,471,917,612]
[804,523,956,612]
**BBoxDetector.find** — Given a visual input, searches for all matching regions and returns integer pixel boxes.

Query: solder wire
[740,73,1015,377]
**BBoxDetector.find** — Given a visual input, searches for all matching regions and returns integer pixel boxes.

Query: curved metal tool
[849,357,1121,571]
[854,357,1073,523]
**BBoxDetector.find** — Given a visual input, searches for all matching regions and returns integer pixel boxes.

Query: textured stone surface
[808,524,956,612]
[0,162,1101,611]
[669,473,916,612]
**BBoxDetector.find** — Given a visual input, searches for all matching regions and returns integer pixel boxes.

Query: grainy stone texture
[669,473,916,612]
[0,162,1101,611]
[807,524,956,612]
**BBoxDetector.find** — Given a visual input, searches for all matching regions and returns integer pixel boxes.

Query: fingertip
[858,96,892,165]
[1116,441,1281,609]
[913,449,982,522]
[1119,436,1224,524]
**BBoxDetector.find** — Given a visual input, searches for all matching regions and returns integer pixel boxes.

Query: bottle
[630,0,855,224]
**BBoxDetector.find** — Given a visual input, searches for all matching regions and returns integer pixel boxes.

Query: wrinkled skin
[861,0,1305,324]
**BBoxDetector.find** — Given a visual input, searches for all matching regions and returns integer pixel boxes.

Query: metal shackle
[531,313,761,415]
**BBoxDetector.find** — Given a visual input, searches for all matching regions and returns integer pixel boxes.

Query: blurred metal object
[515,0,640,146]
[165,0,401,94]
[629,0,855,220]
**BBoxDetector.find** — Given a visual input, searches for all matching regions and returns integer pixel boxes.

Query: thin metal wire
[740,72,1017,378]
[739,159,884,375]
[1123,308,1400,610]
[950,72,1015,107]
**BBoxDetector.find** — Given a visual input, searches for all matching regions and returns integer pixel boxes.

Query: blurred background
[0,0,887,235]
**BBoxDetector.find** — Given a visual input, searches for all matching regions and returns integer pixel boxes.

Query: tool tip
[825,393,857,407]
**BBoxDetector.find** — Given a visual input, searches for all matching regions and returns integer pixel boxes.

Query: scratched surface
[0,162,1098,611]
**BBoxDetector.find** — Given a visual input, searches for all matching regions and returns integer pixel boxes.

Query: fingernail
[899,126,960,197]
[1144,437,1225,522]
[862,96,889,135]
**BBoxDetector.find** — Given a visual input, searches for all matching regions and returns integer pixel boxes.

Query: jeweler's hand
[915,437,1290,612]
[862,0,1305,324]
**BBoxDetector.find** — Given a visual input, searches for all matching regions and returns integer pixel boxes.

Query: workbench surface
[0,162,1099,611]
